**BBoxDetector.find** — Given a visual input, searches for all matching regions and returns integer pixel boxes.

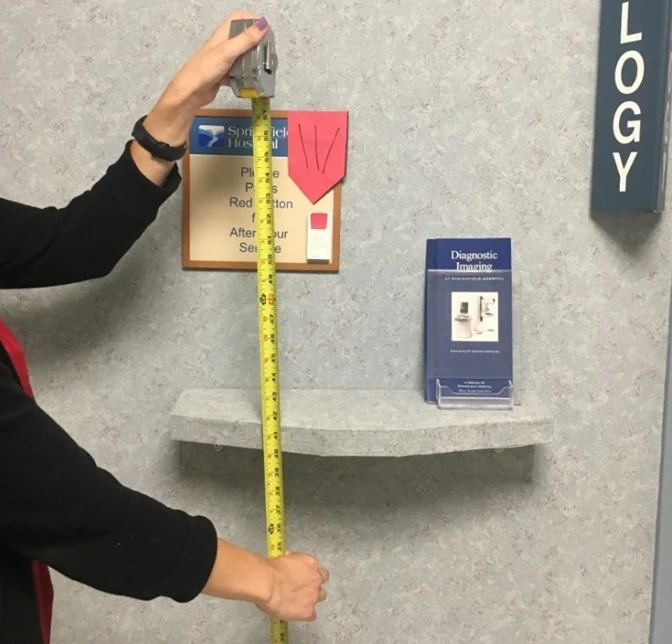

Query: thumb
[215,17,269,67]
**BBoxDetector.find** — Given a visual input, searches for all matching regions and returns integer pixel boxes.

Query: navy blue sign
[591,1,672,213]
[189,115,288,157]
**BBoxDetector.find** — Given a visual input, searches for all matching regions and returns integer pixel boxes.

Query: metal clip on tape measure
[228,19,286,644]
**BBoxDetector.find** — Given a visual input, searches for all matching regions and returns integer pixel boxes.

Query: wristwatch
[132,115,187,161]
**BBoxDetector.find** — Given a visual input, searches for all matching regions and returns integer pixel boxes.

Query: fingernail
[256,16,268,30]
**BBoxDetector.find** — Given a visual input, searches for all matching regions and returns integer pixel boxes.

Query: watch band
[132,115,187,162]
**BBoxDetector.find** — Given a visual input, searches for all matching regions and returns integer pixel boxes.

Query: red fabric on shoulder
[0,318,53,644]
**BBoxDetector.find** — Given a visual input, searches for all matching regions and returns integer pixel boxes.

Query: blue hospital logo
[198,125,226,147]
[190,116,289,157]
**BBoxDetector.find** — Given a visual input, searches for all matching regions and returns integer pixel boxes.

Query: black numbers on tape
[267,522,283,536]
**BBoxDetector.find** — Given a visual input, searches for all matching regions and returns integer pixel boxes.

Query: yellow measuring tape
[250,96,287,644]
[228,17,286,643]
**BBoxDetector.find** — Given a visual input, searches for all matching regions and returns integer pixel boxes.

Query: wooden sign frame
[182,108,342,272]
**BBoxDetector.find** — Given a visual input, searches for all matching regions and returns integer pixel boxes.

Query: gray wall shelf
[170,388,554,457]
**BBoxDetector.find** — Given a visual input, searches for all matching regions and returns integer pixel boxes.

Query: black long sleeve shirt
[0,143,217,642]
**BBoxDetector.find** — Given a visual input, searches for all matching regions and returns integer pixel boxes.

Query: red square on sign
[310,213,328,229]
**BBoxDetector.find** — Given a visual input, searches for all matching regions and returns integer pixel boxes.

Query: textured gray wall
[650,291,672,642]
[1,1,669,642]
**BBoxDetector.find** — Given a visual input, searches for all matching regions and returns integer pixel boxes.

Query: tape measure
[251,95,287,644]
[228,19,286,644]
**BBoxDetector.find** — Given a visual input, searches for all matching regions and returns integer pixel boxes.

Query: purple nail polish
[256,16,268,30]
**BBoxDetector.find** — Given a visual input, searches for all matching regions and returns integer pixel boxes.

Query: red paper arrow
[287,111,348,203]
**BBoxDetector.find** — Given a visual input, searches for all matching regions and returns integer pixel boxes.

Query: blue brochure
[423,238,513,406]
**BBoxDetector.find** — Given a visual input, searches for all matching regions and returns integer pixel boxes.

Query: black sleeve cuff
[104,140,182,217]
[162,514,218,603]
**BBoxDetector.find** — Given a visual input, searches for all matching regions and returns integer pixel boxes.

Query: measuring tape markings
[228,18,287,644]
[252,95,287,644]
[251,95,286,560]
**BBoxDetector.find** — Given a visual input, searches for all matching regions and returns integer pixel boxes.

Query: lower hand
[201,540,328,623]
[256,551,329,622]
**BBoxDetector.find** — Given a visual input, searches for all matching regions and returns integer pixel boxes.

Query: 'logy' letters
[612,3,643,192]
[591,0,672,213]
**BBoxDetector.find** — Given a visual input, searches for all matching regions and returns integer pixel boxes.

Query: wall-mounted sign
[182,108,348,271]
[591,1,672,213]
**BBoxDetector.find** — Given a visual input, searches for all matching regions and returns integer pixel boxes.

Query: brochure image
[451,292,499,342]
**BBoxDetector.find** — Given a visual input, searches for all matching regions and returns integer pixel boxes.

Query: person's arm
[0,360,217,601]
[0,144,181,289]
[0,12,271,290]
[0,359,327,615]
[0,90,210,290]
[0,9,328,616]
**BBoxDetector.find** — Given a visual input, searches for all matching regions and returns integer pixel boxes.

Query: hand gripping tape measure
[228,19,286,644]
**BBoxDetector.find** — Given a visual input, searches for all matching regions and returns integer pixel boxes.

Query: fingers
[286,551,329,584]
[209,17,269,68]
[301,553,319,566]
[205,10,259,49]
[284,549,329,613]
[287,550,318,565]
